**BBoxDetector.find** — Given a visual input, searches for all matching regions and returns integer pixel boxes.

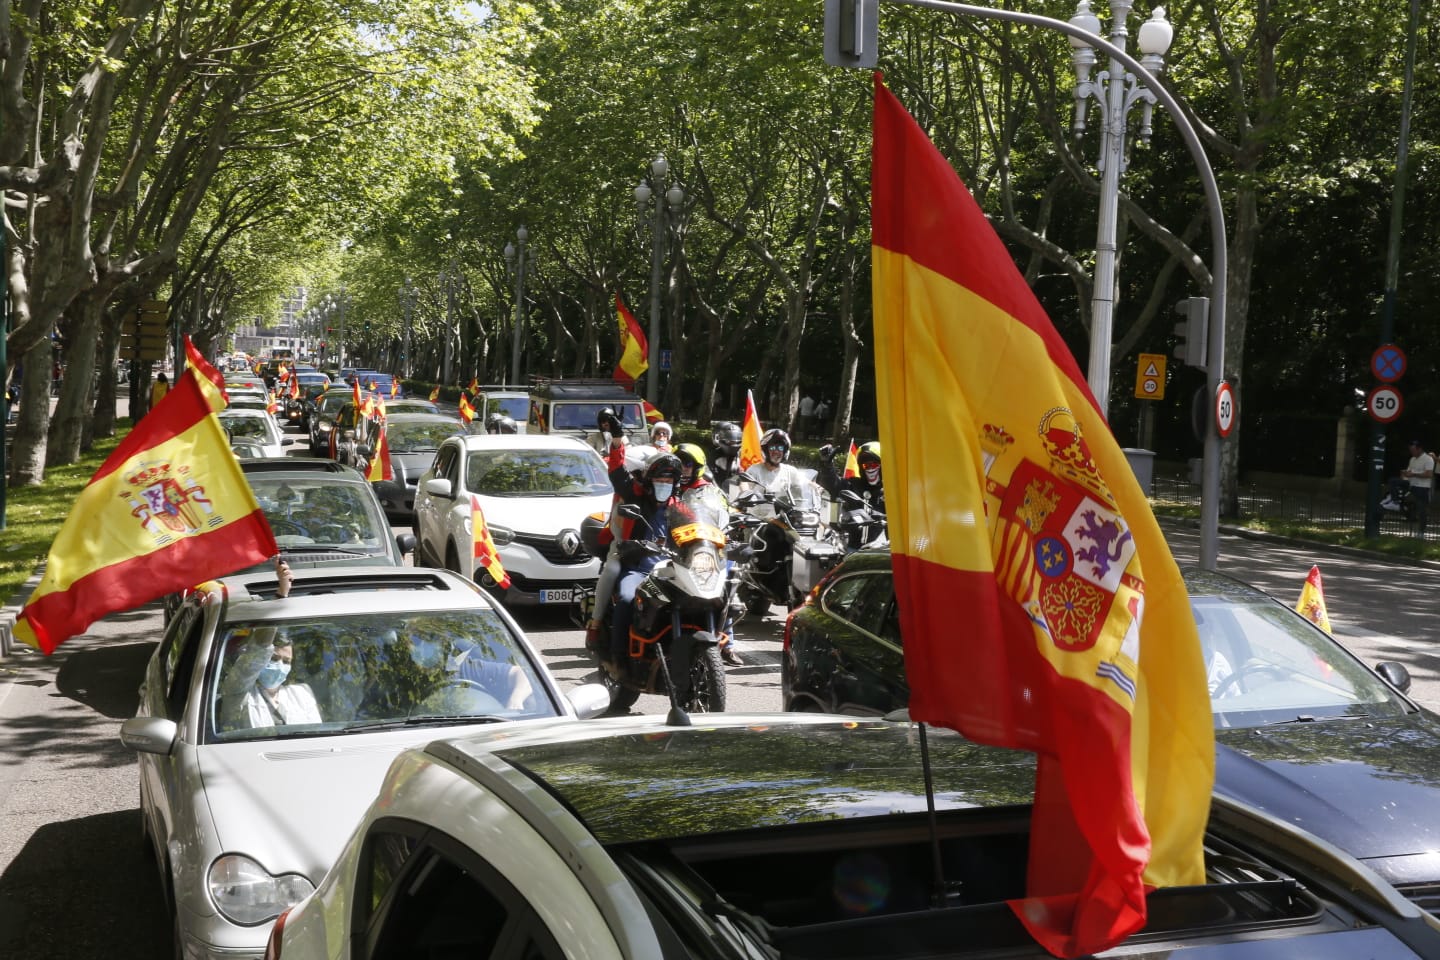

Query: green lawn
[2,432,126,608]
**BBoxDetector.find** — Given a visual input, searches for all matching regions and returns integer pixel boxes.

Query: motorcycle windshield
[670,485,729,542]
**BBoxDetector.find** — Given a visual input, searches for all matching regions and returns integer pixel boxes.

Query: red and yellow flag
[277,362,288,380]
[641,399,664,425]
[366,379,377,392]
[352,379,363,411]
[1295,565,1332,634]
[428,386,440,403]
[365,422,394,482]
[390,379,399,398]
[360,393,376,419]
[266,397,280,415]
[289,375,300,400]
[458,393,475,425]
[471,494,511,589]
[739,390,763,471]
[467,377,479,394]
[184,336,228,412]
[13,372,278,654]
[871,76,1212,959]
[842,440,861,479]
[613,294,649,387]
[374,396,387,420]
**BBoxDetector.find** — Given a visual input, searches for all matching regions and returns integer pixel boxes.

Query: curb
[1161,516,1440,572]
[0,562,45,658]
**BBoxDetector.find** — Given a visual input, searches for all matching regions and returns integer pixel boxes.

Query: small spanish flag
[1295,565,1332,634]
[366,422,394,482]
[642,399,664,425]
[458,393,475,425]
[390,379,399,398]
[471,494,511,588]
[429,386,440,403]
[842,440,860,479]
[739,390,763,470]
[613,294,649,386]
[467,377,479,394]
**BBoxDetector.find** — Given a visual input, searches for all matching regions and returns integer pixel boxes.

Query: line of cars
[125,383,1440,959]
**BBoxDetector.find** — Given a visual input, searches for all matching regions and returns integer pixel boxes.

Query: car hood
[474,491,612,536]
[1215,714,1440,885]
[390,453,439,480]
[197,726,497,883]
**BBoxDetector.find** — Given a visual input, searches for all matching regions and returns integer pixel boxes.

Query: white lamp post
[635,155,684,404]
[503,226,528,385]
[1070,1,1173,415]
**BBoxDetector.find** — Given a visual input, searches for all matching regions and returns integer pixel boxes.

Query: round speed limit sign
[1215,382,1236,438]
[1367,384,1404,424]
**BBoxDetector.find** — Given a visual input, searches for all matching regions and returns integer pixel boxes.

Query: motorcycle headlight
[208,854,314,925]
[317,422,332,433]
[690,549,719,588]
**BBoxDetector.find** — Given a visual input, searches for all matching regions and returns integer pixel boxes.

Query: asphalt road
[3,418,1439,959]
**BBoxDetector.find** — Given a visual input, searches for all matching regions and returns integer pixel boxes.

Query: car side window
[820,573,871,619]
[431,444,457,488]
[164,604,206,720]
[845,574,896,639]
[363,824,566,960]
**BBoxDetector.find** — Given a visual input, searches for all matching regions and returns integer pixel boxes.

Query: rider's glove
[818,444,834,459]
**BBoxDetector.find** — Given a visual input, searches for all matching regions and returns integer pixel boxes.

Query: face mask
[863,465,881,484]
[257,661,290,690]
[652,482,674,502]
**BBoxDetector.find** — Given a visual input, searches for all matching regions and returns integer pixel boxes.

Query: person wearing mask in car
[217,560,324,730]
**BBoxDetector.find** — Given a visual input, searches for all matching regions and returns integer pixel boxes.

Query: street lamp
[1069,1,1173,415]
[635,155,684,404]
[503,226,528,385]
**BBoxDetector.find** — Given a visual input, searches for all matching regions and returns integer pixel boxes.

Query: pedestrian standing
[149,372,170,414]
[799,393,815,439]
[1402,439,1434,535]
[813,398,830,440]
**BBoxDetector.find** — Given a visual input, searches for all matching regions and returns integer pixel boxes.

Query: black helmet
[596,406,624,436]
[760,428,791,460]
[493,415,517,434]
[675,443,708,482]
[711,421,742,453]
[644,452,682,485]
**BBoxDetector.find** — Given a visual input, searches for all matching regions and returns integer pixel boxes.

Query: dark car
[286,372,332,424]
[363,411,466,520]
[782,555,1440,911]
[308,387,356,456]
[269,715,1440,960]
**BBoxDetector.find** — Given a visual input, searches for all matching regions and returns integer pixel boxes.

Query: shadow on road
[0,809,169,959]
[54,642,155,719]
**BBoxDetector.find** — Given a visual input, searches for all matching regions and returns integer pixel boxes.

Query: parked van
[527,379,647,450]
[471,385,531,430]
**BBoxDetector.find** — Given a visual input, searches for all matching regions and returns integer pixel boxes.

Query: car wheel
[683,643,727,713]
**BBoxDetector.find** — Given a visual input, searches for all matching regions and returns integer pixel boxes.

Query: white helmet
[649,420,673,443]
[624,443,658,476]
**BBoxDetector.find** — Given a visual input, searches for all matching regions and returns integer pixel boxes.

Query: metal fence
[1150,475,1435,542]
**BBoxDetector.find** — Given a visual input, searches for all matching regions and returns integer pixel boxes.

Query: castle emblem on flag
[121,461,219,542]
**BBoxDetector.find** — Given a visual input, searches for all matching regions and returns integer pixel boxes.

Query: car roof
[385,412,461,425]
[451,433,601,452]
[530,379,641,401]
[239,457,366,479]
[209,565,496,620]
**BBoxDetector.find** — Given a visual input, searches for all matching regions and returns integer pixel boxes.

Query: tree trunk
[9,341,52,487]
[1220,183,1260,518]
[48,294,104,464]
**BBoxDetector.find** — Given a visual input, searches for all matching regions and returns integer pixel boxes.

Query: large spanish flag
[13,370,278,654]
[184,335,228,412]
[613,294,649,387]
[871,76,1212,958]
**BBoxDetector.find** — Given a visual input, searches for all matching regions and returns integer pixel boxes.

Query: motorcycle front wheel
[683,643,727,713]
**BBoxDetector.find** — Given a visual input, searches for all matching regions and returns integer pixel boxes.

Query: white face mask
[257,660,291,690]
[652,482,674,502]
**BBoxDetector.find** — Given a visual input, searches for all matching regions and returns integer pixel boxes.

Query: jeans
[611,569,648,662]
[1414,486,1431,534]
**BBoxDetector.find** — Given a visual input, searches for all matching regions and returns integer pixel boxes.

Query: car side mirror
[618,503,643,520]
[423,477,453,498]
[567,683,613,720]
[1375,661,1412,694]
[120,717,179,756]
[395,532,417,556]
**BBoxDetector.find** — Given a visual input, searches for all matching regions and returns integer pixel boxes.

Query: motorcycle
[832,488,889,551]
[727,469,839,614]
[574,485,743,715]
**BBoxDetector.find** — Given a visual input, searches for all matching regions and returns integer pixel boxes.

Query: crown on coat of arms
[123,461,191,489]
[981,423,1015,459]
[1037,407,1112,506]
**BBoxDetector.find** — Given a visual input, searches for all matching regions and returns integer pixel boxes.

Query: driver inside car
[405,633,533,711]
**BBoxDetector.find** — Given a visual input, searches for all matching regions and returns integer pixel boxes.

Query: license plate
[539,589,572,604]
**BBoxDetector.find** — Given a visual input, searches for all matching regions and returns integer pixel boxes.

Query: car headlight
[488,523,515,546]
[317,422,332,433]
[207,854,314,926]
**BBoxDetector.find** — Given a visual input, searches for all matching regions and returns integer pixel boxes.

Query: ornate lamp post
[503,226,528,385]
[634,155,684,404]
[1069,1,1173,415]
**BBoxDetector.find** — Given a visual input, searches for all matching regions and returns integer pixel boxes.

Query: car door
[817,571,906,714]
[141,599,209,859]
[416,441,459,565]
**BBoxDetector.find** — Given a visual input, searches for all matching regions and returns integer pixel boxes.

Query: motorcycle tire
[683,643,727,713]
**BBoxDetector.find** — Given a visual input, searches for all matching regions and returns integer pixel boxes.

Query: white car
[413,433,614,606]
[218,407,293,458]
[122,564,609,959]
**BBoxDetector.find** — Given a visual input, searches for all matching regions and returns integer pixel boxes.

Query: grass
[1,431,127,608]
[1151,502,1440,562]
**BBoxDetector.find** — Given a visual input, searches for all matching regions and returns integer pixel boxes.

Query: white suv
[413,434,615,606]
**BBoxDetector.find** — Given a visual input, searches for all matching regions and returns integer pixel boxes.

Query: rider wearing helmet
[819,440,886,547]
[601,449,685,676]
[649,420,673,452]
[674,443,711,492]
[485,412,518,435]
[745,427,803,497]
[709,421,742,485]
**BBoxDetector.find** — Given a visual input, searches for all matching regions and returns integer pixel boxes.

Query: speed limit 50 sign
[1215,381,1236,438]
[1367,384,1404,424]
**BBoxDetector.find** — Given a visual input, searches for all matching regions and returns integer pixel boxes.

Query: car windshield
[491,397,529,420]
[318,392,351,414]
[1195,594,1410,727]
[204,610,557,742]
[466,449,610,497]
[385,399,438,414]
[220,415,274,441]
[388,420,462,453]
[247,475,392,554]
[552,401,643,430]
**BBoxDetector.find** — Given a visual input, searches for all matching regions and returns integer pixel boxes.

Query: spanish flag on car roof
[870,75,1212,959]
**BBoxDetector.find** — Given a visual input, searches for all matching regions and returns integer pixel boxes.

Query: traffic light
[823,0,879,68]
[1173,296,1210,370]
[326,326,335,334]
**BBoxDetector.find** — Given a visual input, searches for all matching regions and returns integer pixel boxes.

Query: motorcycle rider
[818,441,886,547]
[486,412,518,434]
[745,428,805,500]
[603,449,685,677]
[675,442,745,665]
[584,409,649,652]
[649,420,673,452]
[709,421,743,486]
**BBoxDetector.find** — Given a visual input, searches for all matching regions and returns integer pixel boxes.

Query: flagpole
[870,0,1228,569]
